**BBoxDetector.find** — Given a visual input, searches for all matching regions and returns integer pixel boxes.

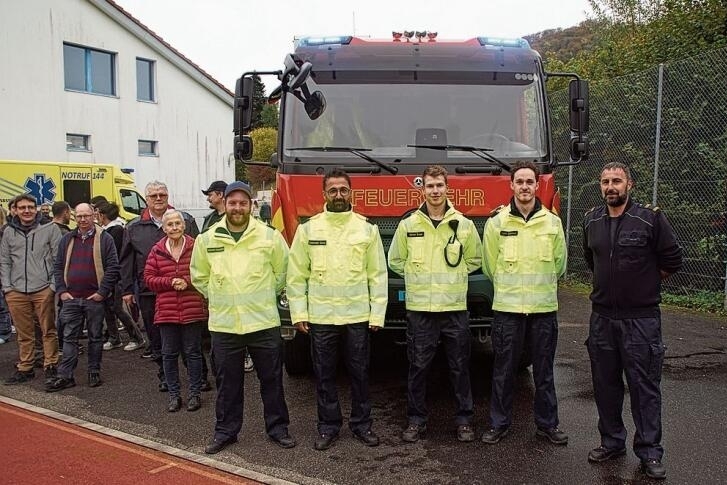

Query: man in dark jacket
[583,162,682,480]
[47,203,119,391]
[259,198,271,224]
[119,181,199,390]
[201,181,227,233]
[97,202,145,351]
[51,201,71,235]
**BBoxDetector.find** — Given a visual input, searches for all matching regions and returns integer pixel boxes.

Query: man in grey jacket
[0,194,63,385]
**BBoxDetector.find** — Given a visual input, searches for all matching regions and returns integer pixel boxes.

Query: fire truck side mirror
[234,135,253,162]
[304,91,326,120]
[568,79,590,161]
[234,77,254,135]
[569,134,589,161]
[289,61,313,90]
[568,79,589,134]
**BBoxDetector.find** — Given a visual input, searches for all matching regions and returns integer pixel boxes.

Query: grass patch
[561,274,726,315]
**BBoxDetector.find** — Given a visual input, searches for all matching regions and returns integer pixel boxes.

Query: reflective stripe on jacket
[388,204,482,312]
[287,209,388,326]
[190,216,288,335]
[482,204,566,313]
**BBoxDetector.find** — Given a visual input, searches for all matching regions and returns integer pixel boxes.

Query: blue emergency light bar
[477,37,530,48]
[120,168,135,174]
[295,36,353,47]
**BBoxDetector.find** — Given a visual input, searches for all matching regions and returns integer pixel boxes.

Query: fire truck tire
[283,333,312,376]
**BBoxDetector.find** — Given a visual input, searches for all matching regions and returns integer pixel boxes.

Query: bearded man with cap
[201,181,228,233]
[191,181,295,454]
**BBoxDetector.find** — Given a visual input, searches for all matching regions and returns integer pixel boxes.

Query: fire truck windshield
[281,71,548,167]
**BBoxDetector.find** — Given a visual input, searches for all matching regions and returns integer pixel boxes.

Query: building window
[66,133,91,152]
[136,58,156,101]
[63,43,116,96]
[138,140,158,156]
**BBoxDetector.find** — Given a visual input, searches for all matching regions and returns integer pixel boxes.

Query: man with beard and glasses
[480,161,568,446]
[583,162,682,480]
[191,181,295,454]
[287,169,387,451]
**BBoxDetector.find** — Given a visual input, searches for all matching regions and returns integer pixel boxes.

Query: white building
[0,0,234,219]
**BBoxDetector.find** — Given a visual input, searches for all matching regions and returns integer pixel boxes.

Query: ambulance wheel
[283,333,312,376]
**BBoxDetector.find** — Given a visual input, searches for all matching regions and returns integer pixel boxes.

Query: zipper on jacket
[24,232,29,293]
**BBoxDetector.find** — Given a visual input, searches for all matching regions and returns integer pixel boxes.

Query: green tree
[247,127,278,192]
[260,103,279,128]
[251,75,267,129]
[544,0,727,83]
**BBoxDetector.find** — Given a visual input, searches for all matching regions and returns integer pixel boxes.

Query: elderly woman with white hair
[144,210,208,412]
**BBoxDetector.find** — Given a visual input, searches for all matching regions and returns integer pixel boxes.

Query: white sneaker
[0,337,6,345]
[11,325,16,334]
[124,341,143,351]
[103,341,123,351]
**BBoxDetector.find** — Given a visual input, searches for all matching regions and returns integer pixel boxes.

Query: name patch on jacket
[309,240,327,246]
[407,232,425,237]
[500,230,518,236]
[207,247,224,253]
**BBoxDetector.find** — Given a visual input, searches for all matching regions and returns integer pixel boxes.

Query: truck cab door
[118,188,147,221]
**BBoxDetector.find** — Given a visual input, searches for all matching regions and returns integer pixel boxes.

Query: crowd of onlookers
[0,180,255,412]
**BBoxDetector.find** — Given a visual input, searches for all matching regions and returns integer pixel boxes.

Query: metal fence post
[653,63,664,206]
[565,165,573,264]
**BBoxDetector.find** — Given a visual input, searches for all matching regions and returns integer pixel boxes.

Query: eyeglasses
[147,193,168,199]
[326,187,351,197]
[76,214,94,219]
[17,206,36,212]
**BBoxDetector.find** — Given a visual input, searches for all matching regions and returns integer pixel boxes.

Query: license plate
[398,290,406,302]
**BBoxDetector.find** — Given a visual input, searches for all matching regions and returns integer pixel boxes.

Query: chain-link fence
[549,47,727,310]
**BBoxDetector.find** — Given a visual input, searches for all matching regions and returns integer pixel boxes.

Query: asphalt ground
[1,287,725,484]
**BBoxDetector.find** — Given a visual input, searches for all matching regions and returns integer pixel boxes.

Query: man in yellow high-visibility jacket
[287,169,388,451]
[389,165,482,444]
[191,181,296,455]
[480,161,568,446]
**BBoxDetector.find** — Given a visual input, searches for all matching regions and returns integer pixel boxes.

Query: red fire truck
[234,33,589,374]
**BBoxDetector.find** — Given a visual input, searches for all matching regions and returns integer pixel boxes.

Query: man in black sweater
[582,162,682,480]
[97,202,144,351]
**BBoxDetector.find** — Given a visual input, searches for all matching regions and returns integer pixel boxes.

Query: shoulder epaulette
[490,204,506,216]
[400,208,418,220]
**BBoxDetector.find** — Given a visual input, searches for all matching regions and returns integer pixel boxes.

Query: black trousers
[406,310,473,426]
[586,311,665,461]
[211,327,290,442]
[490,311,559,430]
[310,322,372,435]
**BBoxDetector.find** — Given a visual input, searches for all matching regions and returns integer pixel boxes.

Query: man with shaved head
[47,203,120,392]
